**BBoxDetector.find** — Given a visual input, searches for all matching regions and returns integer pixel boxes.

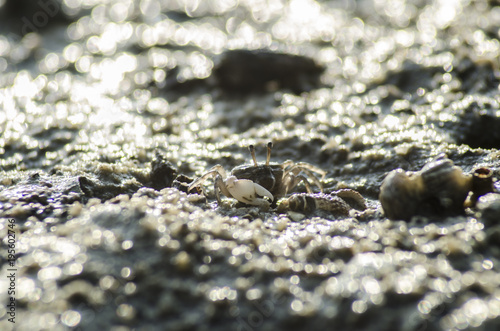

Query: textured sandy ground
[1,0,500,330]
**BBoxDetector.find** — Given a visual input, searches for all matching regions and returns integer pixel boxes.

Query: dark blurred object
[453,101,500,149]
[213,49,324,94]
[382,61,442,94]
[0,0,68,38]
[456,59,499,93]
[149,151,178,190]
[78,176,142,201]
[149,152,199,194]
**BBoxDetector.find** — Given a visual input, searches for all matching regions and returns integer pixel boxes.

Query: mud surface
[2,0,500,330]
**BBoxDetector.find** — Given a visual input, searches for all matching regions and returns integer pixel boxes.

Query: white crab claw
[225,176,274,207]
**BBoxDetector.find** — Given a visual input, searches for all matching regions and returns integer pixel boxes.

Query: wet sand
[1,0,500,330]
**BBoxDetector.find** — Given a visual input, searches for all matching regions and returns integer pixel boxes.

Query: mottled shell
[277,189,366,216]
[379,155,472,221]
[278,193,350,215]
[419,156,472,212]
[379,169,423,221]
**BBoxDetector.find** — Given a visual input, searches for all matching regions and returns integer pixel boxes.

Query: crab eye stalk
[266,142,273,166]
[249,144,258,166]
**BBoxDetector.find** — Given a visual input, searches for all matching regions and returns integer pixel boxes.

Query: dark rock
[149,151,178,190]
[453,102,500,149]
[78,176,141,201]
[213,49,324,94]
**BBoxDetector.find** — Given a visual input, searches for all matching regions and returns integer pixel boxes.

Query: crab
[188,142,326,208]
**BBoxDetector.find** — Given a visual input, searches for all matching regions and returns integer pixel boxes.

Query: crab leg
[188,165,227,193]
[285,166,324,192]
[214,174,233,203]
[283,174,313,195]
[287,162,327,180]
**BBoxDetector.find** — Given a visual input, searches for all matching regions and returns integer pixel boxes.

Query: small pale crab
[188,142,326,208]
